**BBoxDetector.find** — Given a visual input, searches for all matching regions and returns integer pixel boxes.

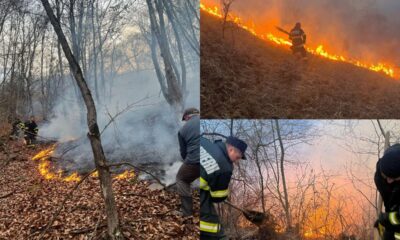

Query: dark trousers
[176,162,200,197]
[200,233,224,240]
[200,190,225,239]
[25,133,36,145]
[176,162,199,216]
[291,45,307,58]
[384,230,395,240]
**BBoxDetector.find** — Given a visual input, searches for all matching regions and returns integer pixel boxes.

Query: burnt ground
[201,10,400,119]
[0,134,199,240]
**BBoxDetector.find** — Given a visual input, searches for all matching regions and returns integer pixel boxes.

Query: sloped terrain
[0,133,199,239]
[201,11,400,118]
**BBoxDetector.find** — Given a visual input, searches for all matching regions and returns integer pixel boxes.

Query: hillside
[201,11,400,118]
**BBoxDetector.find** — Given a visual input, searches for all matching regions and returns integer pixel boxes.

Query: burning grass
[200,3,396,78]
[32,144,137,182]
[200,9,400,118]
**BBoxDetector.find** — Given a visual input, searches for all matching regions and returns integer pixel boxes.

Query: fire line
[32,145,134,182]
[200,3,396,78]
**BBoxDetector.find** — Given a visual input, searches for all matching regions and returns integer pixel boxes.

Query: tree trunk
[95,1,106,99]
[56,0,68,117]
[40,0,123,239]
[163,0,186,93]
[68,0,80,63]
[91,0,99,101]
[275,119,292,230]
[254,145,266,213]
[146,0,183,109]
[40,30,46,117]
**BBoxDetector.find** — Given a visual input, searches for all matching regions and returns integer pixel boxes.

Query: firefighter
[200,136,247,239]
[24,116,38,146]
[289,22,307,59]
[10,115,24,139]
[374,144,400,240]
[176,108,200,217]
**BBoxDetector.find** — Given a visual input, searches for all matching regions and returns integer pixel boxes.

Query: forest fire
[32,145,135,182]
[200,3,396,78]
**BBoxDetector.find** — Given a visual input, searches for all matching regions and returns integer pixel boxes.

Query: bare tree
[145,0,183,110]
[220,0,235,38]
[40,0,123,238]
[274,119,292,230]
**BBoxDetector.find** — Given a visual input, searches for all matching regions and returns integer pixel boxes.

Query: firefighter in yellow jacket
[200,136,247,239]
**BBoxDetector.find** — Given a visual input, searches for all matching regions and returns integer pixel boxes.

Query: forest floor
[0,127,199,240]
[201,10,400,119]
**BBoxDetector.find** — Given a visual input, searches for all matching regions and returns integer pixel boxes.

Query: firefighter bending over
[176,108,200,217]
[200,136,247,239]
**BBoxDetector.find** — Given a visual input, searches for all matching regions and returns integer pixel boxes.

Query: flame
[304,228,313,238]
[91,170,135,180]
[63,172,81,182]
[32,145,81,182]
[38,160,61,180]
[200,3,396,78]
[33,146,136,182]
[114,170,135,180]
[32,145,56,161]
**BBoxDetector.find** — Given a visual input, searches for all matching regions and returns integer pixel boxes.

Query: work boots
[180,196,193,217]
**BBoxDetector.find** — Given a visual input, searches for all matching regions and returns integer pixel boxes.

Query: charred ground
[201,11,400,118]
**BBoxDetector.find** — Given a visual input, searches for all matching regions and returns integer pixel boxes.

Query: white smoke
[39,67,199,183]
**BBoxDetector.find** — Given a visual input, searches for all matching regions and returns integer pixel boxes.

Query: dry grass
[201,11,400,119]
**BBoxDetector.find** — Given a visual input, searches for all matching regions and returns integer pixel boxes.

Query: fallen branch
[165,182,177,190]
[70,223,107,235]
[120,193,147,198]
[29,224,63,233]
[101,96,159,135]
[151,208,175,217]
[108,162,166,188]
[0,191,14,199]
[36,169,97,240]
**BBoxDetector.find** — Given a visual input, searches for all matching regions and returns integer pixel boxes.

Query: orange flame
[33,146,136,182]
[114,170,135,180]
[91,170,135,180]
[92,171,99,177]
[32,145,56,161]
[37,160,61,180]
[33,145,81,182]
[63,172,82,182]
[200,3,396,78]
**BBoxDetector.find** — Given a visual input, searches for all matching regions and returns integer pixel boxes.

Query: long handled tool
[275,26,290,36]
[224,201,266,224]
